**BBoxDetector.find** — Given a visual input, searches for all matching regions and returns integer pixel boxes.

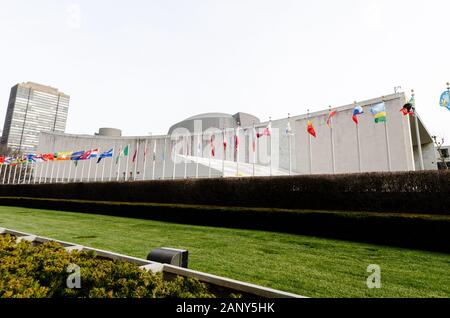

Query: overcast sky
[0,0,449,139]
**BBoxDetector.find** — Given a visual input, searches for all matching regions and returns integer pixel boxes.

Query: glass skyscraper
[1,82,70,154]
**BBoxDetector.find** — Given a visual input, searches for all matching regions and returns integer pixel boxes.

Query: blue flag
[440,91,450,111]
[97,149,113,163]
[71,151,85,161]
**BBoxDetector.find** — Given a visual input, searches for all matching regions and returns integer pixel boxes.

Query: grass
[0,205,449,298]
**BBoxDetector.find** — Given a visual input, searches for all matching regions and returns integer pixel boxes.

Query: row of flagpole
[0,90,433,184]
[0,126,272,184]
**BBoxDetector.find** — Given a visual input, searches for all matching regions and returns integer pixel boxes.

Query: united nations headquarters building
[33,92,435,183]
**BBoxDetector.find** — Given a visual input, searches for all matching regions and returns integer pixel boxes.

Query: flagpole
[133,140,139,181]
[125,143,130,181]
[196,133,200,179]
[56,157,61,183]
[80,154,85,183]
[382,97,392,171]
[94,155,99,182]
[252,124,256,177]
[87,147,94,182]
[109,144,115,182]
[411,90,424,170]
[184,135,188,179]
[28,162,33,184]
[67,159,72,183]
[3,165,7,184]
[0,165,3,184]
[208,135,212,178]
[8,164,12,184]
[222,129,225,177]
[101,152,106,182]
[269,118,272,177]
[236,125,240,177]
[13,162,18,184]
[152,140,156,180]
[162,138,167,180]
[116,146,122,182]
[62,159,67,183]
[288,114,292,176]
[38,158,47,184]
[50,156,55,183]
[354,102,363,173]
[32,162,37,184]
[308,110,313,175]
[74,161,79,183]
[329,106,336,174]
[172,139,176,180]
[143,139,148,181]
[18,161,23,184]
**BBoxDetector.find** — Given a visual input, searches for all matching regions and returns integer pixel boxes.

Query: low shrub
[1,171,449,214]
[0,234,219,298]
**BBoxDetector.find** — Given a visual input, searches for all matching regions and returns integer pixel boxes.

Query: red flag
[42,153,55,161]
[223,132,227,152]
[257,122,272,138]
[132,149,137,163]
[210,135,215,157]
[400,103,414,116]
[326,110,337,127]
[307,120,317,138]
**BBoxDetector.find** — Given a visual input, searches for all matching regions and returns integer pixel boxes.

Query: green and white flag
[115,145,129,164]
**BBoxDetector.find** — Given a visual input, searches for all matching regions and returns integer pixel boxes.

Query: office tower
[1,82,70,154]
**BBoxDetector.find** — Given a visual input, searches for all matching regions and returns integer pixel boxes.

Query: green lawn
[0,205,449,298]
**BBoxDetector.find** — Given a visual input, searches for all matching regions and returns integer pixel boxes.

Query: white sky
[0,0,449,139]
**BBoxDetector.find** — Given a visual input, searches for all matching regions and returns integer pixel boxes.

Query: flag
[42,153,55,161]
[71,151,85,161]
[79,149,98,160]
[132,149,137,163]
[222,130,227,152]
[307,120,317,138]
[33,155,45,163]
[143,142,149,159]
[4,157,12,165]
[115,146,122,164]
[370,102,387,123]
[257,122,272,138]
[116,145,129,164]
[439,90,450,111]
[153,141,157,161]
[401,96,415,116]
[56,152,72,161]
[326,110,337,127]
[210,135,215,157]
[26,154,36,163]
[97,149,113,163]
[352,106,364,125]
[285,121,292,135]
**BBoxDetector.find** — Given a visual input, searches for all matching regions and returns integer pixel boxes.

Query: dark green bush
[0,235,216,298]
[0,171,449,215]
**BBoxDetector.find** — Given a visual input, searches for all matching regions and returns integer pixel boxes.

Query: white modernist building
[33,92,435,183]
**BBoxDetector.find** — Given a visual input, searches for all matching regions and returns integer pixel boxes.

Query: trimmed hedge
[0,171,449,215]
[0,234,243,298]
[0,198,449,253]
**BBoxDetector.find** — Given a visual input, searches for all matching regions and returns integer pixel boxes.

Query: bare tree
[432,136,449,170]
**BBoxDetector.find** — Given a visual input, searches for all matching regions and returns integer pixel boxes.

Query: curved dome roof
[185,113,233,121]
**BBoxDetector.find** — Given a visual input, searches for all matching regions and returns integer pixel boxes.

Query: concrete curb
[0,227,305,298]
